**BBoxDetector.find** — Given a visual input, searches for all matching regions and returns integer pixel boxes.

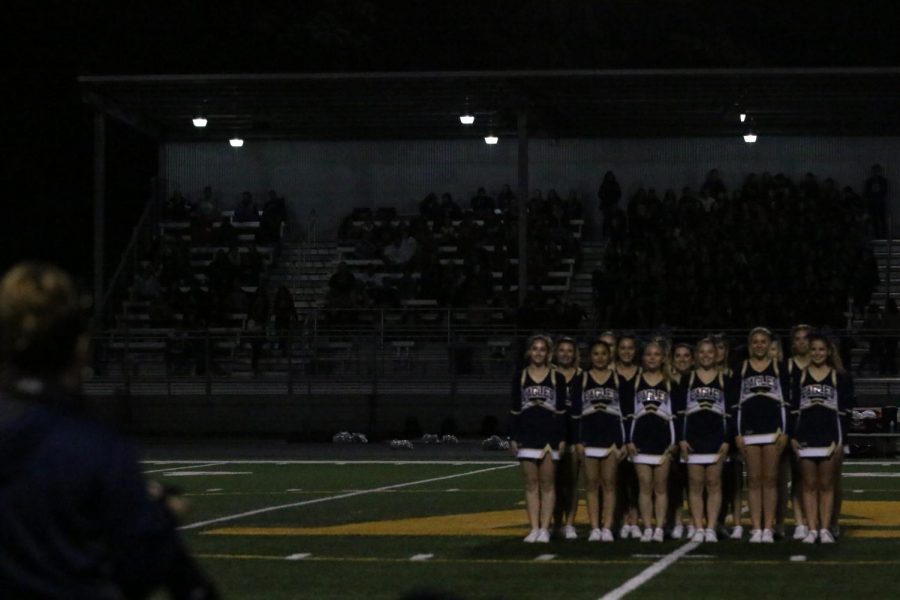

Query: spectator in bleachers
[221,278,249,316]
[272,285,297,357]
[245,289,269,374]
[471,187,495,217]
[260,190,287,242]
[701,168,727,198]
[212,217,237,247]
[190,214,213,245]
[328,262,358,307]
[865,164,888,237]
[383,228,418,267]
[207,250,235,297]
[162,190,191,221]
[851,248,880,319]
[497,184,516,212]
[195,185,220,221]
[598,171,622,238]
[455,213,484,257]
[133,264,163,301]
[882,299,900,375]
[419,192,441,220]
[240,246,264,285]
[418,255,444,301]
[860,302,884,374]
[562,190,583,223]
[440,193,462,220]
[598,168,873,330]
[233,191,259,223]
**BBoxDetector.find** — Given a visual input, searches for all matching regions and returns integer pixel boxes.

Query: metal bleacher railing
[84,316,900,407]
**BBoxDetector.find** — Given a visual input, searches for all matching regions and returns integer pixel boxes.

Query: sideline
[143,462,225,474]
[144,460,513,465]
[179,463,516,531]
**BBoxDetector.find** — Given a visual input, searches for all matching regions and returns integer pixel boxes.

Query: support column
[93,112,106,321]
[516,110,529,307]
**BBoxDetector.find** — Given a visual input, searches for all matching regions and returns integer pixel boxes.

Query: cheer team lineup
[509,326,852,545]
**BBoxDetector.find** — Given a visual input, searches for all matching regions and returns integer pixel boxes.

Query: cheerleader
[735,327,791,543]
[509,334,568,543]
[626,341,684,542]
[784,324,812,540]
[679,339,736,542]
[668,342,694,539]
[614,334,642,539]
[712,335,744,539]
[575,340,627,542]
[790,333,854,544]
[552,336,582,540]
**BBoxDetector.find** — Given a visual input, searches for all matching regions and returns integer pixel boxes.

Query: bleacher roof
[79,68,900,141]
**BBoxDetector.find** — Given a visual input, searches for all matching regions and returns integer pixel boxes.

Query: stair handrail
[96,178,163,326]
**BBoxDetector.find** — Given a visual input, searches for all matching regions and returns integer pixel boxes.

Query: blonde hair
[0,263,86,375]
[642,340,672,384]
[523,333,554,366]
[553,337,581,369]
[748,326,773,345]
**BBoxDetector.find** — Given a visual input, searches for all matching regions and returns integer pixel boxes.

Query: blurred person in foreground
[0,262,217,599]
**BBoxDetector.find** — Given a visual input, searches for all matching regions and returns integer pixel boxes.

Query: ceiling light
[739,113,747,123]
[484,134,499,145]
[460,113,475,125]
[192,116,208,128]
[743,131,757,143]
[229,137,244,148]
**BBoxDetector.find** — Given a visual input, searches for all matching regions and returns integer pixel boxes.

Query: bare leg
[687,464,706,530]
[831,451,844,529]
[818,452,840,530]
[731,458,744,527]
[538,455,556,530]
[705,460,725,529]
[791,454,805,526]
[775,449,790,531]
[521,460,541,530]
[600,455,619,530]
[744,445,764,530]
[583,456,602,530]
[800,458,819,531]
[653,460,672,529]
[636,464,655,529]
[566,451,581,527]
[553,451,571,529]
[761,444,783,530]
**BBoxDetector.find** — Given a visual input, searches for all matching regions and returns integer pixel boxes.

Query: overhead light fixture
[484,133,499,145]
[460,113,475,125]
[739,112,747,123]
[743,129,757,143]
[229,137,244,148]
[192,116,208,128]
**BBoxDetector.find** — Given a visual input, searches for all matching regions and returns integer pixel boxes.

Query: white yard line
[598,541,700,600]
[144,460,513,465]
[178,463,516,531]
[143,462,226,474]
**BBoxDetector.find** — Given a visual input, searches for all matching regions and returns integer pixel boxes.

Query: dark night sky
[4,0,900,282]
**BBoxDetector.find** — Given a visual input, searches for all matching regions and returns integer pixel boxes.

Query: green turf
[147,459,900,599]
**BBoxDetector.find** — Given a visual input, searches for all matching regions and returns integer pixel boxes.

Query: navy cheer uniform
[681,370,736,463]
[790,368,854,457]
[629,375,684,464]
[562,368,582,446]
[573,370,626,457]
[737,359,790,444]
[509,368,568,460]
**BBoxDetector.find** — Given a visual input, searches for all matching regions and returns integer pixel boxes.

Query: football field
[145,445,900,599]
